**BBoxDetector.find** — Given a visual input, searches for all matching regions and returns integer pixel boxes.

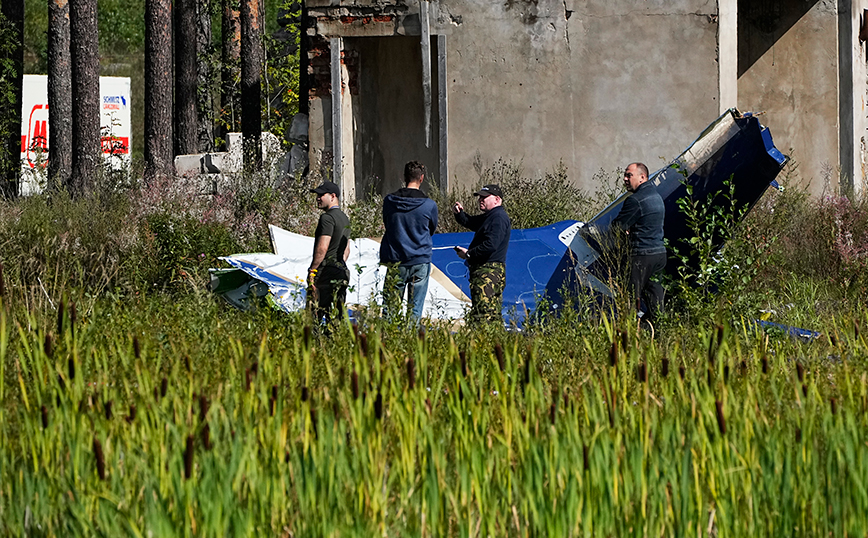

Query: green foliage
[0,10,21,178]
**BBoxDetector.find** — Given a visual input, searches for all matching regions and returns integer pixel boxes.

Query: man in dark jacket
[453,184,511,325]
[307,181,351,325]
[380,161,439,321]
[612,162,666,321]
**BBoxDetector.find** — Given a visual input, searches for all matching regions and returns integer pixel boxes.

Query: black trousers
[629,252,666,320]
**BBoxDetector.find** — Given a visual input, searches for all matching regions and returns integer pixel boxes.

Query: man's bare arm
[343,241,350,262]
[308,235,331,285]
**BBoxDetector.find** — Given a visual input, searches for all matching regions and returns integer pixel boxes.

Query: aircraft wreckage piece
[211,108,788,327]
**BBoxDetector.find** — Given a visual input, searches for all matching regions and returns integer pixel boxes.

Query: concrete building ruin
[302,0,868,201]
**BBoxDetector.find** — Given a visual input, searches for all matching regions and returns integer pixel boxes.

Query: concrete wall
[737,0,839,196]
[441,0,722,191]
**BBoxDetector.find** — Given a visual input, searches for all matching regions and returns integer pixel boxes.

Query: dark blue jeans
[383,263,431,321]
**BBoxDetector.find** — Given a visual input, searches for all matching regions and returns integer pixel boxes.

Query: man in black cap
[452,184,511,324]
[307,181,351,325]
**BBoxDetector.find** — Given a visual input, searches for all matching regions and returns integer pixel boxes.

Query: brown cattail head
[460,351,468,378]
[723,365,730,384]
[661,358,670,378]
[716,324,725,346]
[301,385,309,402]
[184,435,194,479]
[406,358,416,390]
[201,424,211,450]
[126,404,136,423]
[761,355,769,374]
[418,326,426,342]
[270,385,278,416]
[620,330,629,352]
[637,362,647,383]
[133,336,140,359]
[41,405,48,429]
[359,333,369,357]
[830,397,837,415]
[739,360,747,372]
[795,426,802,443]
[68,357,75,381]
[250,361,259,375]
[198,395,209,421]
[303,324,312,349]
[715,400,726,435]
[796,362,805,382]
[104,400,113,420]
[44,334,54,358]
[245,369,252,391]
[608,341,618,367]
[582,444,589,471]
[93,437,106,480]
[57,298,65,335]
[494,343,505,371]
[678,365,685,380]
[184,355,191,372]
[802,383,808,398]
[374,392,383,420]
[351,371,359,400]
[160,377,168,398]
[549,403,556,425]
[271,385,278,401]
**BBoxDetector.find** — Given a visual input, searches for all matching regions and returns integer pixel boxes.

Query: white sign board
[20,74,132,194]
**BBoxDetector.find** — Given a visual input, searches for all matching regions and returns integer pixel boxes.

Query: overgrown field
[2,163,868,536]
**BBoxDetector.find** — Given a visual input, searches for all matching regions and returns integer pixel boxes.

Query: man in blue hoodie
[380,161,439,321]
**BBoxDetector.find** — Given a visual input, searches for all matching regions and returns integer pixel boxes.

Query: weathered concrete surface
[437,0,722,192]
[738,0,838,197]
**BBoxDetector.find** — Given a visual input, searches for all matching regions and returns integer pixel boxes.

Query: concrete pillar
[840,1,868,196]
[718,0,738,114]
[438,34,448,197]
[330,36,355,202]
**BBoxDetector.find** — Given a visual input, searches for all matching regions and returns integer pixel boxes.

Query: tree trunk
[48,0,73,191]
[220,0,240,150]
[0,0,24,197]
[240,0,262,171]
[69,0,100,196]
[197,0,214,153]
[144,0,173,181]
[175,0,198,156]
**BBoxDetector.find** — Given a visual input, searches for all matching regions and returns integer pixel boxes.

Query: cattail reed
[830,397,837,415]
[133,336,140,359]
[374,392,383,420]
[715,400,726,435]
[57,298,65,335]
[620,330,629,352]
[351,371,359,400]
[310,407,318,439]
[184,355,191,372]
[300,385,309,402]
[678,365,685,380]
[44,334,53,358]
[761,355,769,374]
[494,343,505,371]
[126,404,136,423]
[795,426,802,443]
[661,358,670,378]
[41,405,48,429]
[406,358,415,390]
[549,403,556,425]
[637,362,647,383]
[303,324,312,349]
[460,351,468,378]
[160,377,168,398]
[707,368,714,387]
[104,400,113,420]
[582,444,589,472]
[608,341,618,367]
[250,361,258,375]
[723,364,730,384]
[270,386,278,416]
[359,333,368,357]
[801,384,808,398]
[93,437,106,480]
[739,359,747,372]
[796,362,805,382]
[201,423,211,450]
[245,368,252,391]
[68,357,75,381]
[184,435,194,479]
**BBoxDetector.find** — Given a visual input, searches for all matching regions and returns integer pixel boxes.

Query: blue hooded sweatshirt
[380,188,439,266]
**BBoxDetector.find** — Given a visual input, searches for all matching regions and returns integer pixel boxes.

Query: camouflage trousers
[468,261,505,325]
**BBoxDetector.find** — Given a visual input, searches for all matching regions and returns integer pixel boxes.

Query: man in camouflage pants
[453,184,512,325]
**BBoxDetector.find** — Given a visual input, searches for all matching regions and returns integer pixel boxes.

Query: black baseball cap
[310,181,340,196]
[474,184,503,198]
